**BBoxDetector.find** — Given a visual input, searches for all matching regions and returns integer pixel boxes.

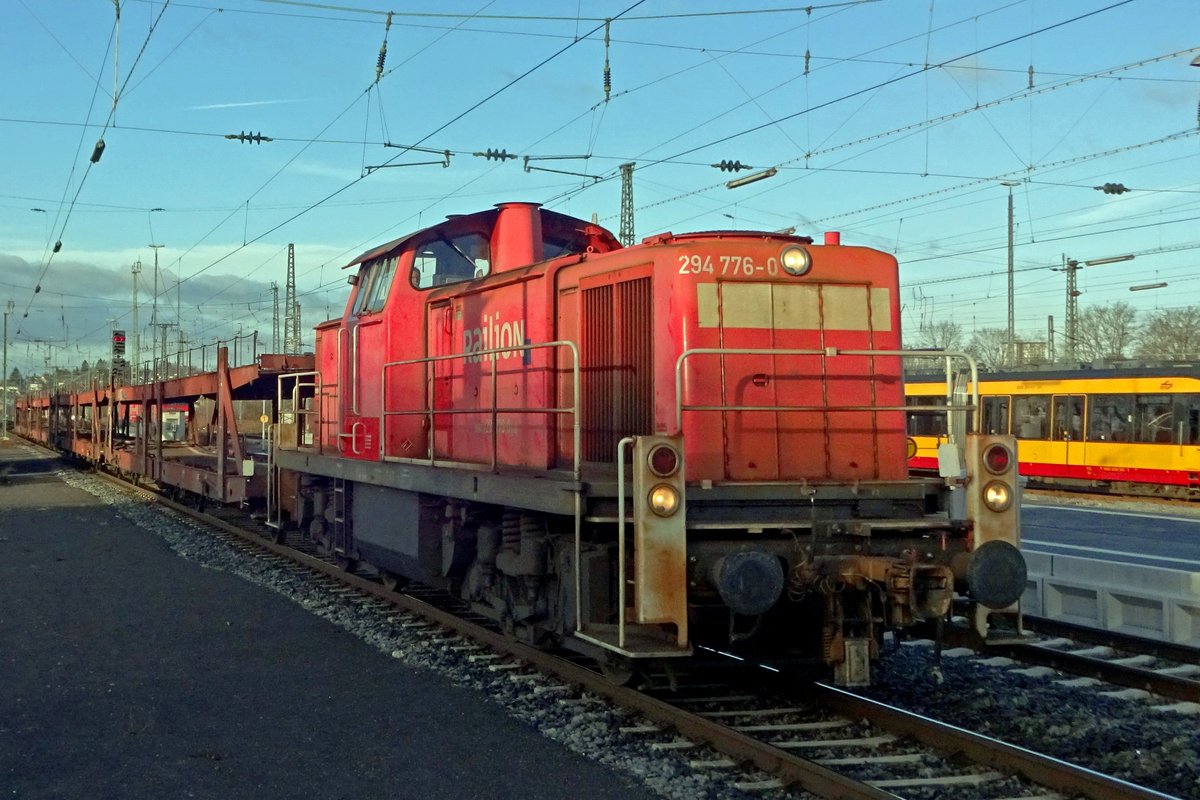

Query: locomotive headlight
[648,484,681,516]
[982,480,1012,512]
[906,437,918,459]
[780,245,812,276]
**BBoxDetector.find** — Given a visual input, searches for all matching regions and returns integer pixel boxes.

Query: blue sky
[1,0,1198,375]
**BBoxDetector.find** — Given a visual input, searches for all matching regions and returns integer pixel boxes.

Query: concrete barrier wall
[1023,550,1200,647]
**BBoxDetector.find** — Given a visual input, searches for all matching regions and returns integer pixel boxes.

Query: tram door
[1052,394,1085,472]
[982,396,1010,435]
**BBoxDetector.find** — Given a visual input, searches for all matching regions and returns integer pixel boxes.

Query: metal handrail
[276,370,323,453]
[265,423,278,528]
[674,347,981,437]
[609,436,636,646]
[380,340,582,481]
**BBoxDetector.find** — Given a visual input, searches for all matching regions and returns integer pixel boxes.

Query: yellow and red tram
[906,366,1200,498]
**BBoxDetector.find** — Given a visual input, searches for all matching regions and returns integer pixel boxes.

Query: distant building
[1005,340,1046,367]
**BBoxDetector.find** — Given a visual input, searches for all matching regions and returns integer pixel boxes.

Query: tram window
[982,396,1010,435]
[411,232,491,289]
[1178,394,1200,445]
[1134,394,1174,443]
[1013,395,1049,439]
[1052,395,1084,441]
[906,396,947,436]
[1087,394,1132,442]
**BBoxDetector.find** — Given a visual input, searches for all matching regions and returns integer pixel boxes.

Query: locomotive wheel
[262,525,287,545]
[598,656,635,686]
[379,571,407,592]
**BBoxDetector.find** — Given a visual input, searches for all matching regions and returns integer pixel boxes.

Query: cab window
[352,264,379,316]
[359,256,397,314]
[411,232,491,289]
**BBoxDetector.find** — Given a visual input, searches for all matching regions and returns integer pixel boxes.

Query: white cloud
[189,99,304,110]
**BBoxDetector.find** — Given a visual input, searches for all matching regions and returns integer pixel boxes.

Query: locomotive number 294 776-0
[678,253,780,277]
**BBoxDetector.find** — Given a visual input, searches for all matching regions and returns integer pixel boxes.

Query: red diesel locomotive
[16,202,1024,685]
[268,202,1024,685]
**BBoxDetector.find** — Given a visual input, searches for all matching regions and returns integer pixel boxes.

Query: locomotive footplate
[573,623,694,660]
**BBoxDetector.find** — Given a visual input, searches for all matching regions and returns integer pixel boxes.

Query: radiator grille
[582,277,652,461]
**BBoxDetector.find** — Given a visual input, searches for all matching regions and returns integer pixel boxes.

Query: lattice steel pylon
[1064,256,1079,363]
[284,244,300,354]
[271,283,279,355]
[618,162,635,246]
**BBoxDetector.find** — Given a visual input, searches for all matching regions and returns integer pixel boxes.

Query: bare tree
[903,321,965,374]
[1075,302,1138,361]
[912,320,965,351]
[965,328,1010,370]
[1136,306,1200,360]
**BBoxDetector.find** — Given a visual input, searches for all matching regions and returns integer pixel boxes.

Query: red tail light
[983,444,1011,475]
[648,444,679,477]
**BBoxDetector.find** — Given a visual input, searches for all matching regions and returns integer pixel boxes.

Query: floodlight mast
[1062,253,1134,362]
[1,300,13,440]
[1001,181,1020,359]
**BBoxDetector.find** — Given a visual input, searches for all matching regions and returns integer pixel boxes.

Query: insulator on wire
[473,148,516,161]
[603,18,612,102]
[224,131,273,144]
[375,11,392,83]
[712,160,752,173]
[804,49,811,76]
[1028,64,1034,90]
[1095,182,1129,195]
[376,41,387,82]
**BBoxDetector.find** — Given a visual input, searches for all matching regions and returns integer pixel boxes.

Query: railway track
[69,463,1182,800]
[937,615,1200,705]
[1026,487,1200,514]
[1005,618,1200,704]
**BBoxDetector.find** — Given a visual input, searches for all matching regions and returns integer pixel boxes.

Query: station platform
[0,437,659,800]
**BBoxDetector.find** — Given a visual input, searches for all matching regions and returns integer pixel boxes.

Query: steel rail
[942,619,1200,704]
[999,640,1200,704]
[1021,616,1200,666]
[809,683,1178,800]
